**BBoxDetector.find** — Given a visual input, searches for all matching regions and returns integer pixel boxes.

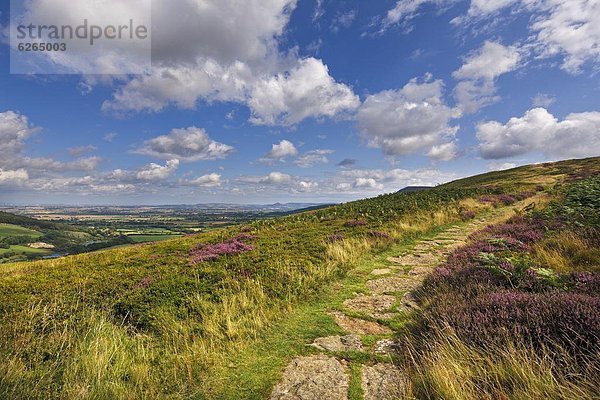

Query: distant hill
[397,186,433,193]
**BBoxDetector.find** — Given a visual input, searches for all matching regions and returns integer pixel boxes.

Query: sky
[0,0,599,205]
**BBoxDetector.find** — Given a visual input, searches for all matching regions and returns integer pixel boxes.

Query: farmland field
[0,223,42,239]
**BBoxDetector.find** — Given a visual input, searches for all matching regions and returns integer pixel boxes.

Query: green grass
[0,157,598,399]
[0,223,42,239]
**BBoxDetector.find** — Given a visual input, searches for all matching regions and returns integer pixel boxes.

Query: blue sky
[0,0,599,205]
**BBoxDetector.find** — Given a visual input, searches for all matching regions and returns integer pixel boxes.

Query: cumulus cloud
[354,178,384,190]
[259,140,298,164]
[0,110,38,158]
[260,172,292,185]
[0,169,29,186]
[92,1,359,127]
[247,58,360,125]
[476,107,600,159]
[296,180,319,192]
[135,159,180,181]
[453,41,522,113]
[134,127,234,162]
[189,173,222,187]
[427,142,458,161]
[294,149,334,168]
[358,76,460,158]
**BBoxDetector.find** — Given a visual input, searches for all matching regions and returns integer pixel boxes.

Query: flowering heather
[478,193,521,207]
[568,272,600,295]
[427,290,600,353]
[233,233,257,241]
[459,210,476,221]
[479,195,498,205]
[514,191,535,201]
[368,230,391,239]
[190,238,255,263]
[469,216,546,248]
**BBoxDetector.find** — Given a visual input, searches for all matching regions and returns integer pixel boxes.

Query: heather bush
[424,290,600,354]
[190,238,255,263]
[459,209,476,221]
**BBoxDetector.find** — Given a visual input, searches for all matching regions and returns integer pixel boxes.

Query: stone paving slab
[270,355,349,400]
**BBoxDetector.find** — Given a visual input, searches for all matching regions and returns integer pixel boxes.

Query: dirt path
[269,206,521,400]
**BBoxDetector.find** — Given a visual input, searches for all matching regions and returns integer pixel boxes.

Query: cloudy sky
[0,0,599,205]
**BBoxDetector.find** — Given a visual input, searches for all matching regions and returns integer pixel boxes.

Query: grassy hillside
[0,157,598,399]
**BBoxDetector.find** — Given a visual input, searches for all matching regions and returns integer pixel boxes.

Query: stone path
[270,207,517,399]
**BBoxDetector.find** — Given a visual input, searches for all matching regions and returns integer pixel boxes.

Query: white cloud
[260,172,292,184]
[134,127,234,162]
[296,180,319,192]
[0,111,101,174]
[358,76,460,158]
[465,0,518,17]
[104,132,117,142]
[294,149,334,168]
[488,161,517,171]
[453,41,522,113]
[247,58,360,126]
[477,107,600,159]
[532,93,556,108]
[93,1,359,127]
[332,10,357,32]
[189,173,222,187]
[68,145,98,157]
[427,142,458,161]
[453,41,521,81]
[381,0,455,32]
[334,168,457,193]
[260,140,298,164]
[354,178,384,190]
[0,169,29,186]
[0,111,38,158]
[136,159,180,181]
[460,1,600,74]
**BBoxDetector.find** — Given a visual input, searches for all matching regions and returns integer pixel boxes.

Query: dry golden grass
[533,230,600,273]
[404,329,598,400]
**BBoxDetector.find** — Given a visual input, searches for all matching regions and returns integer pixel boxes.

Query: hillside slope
[0,157,598,399]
